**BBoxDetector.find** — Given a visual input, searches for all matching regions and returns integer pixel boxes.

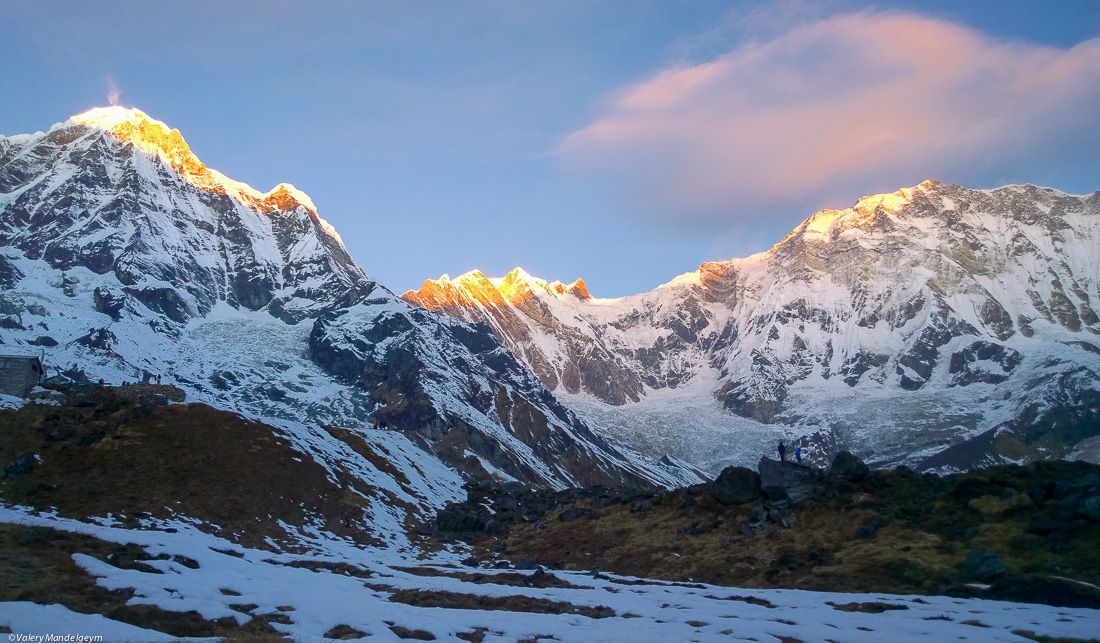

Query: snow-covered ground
[1,506,1096,642]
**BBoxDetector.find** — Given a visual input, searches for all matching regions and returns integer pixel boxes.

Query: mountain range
[403,181,1100,473]
[2,105,1099,641]
[0,106,695,490]
[2,106,1098,484]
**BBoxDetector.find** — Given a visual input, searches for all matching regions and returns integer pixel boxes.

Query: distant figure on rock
[795,446,802,464]
[156,374,161,385]
[778,441,786,462]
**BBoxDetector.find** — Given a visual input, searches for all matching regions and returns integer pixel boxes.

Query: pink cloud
[559,12,1100,229]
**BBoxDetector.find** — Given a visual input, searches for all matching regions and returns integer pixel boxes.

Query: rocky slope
[0,107,697,490]
[443,454,1100,610]
[1,383,464,550]
[404,182,1100,474]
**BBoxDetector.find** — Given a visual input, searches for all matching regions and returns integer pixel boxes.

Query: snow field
[1,507,1097,642]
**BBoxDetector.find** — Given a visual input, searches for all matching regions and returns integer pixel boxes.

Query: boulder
[830,451,870,483]
[856,516,885,538]
[1083,496,1100,524]
[558,506,585,521]
[436,504,489,533]
[1052,474,1100,500]
[709,466,762,505]
[758,457,824,503]
[1,454,36,480]
[959,548,1007,582]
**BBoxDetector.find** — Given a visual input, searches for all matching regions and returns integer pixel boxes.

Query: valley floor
[1,506,1097,643]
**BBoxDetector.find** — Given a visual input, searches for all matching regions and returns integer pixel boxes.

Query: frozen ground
[1,506,1096,642]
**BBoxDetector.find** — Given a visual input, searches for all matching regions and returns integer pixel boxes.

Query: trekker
[156,374,161,385]
[778,441,786,462]
[795,446,802,463]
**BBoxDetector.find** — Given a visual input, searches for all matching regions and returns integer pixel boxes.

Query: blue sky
[2,1,1097,297]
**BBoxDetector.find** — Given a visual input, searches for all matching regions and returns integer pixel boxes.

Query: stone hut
[0,355,43,397]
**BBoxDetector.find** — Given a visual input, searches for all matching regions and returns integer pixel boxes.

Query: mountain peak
[492,268,591,301]
[770,179,944,249]
[852,179,940,215]
[70,106,164,130]
[63,107,341,246]
[403,267,591,310]
[70,106,206,179]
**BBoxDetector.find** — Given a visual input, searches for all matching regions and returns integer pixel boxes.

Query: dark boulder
[856,516,885,538]
[830,451,870,483]
[758,457,824,503]
[960,548,1007,582]
[709,466,762,505]
[1052,474,1100,499]
[558,506,585,521]
[436,504,489,533]
[1,454,36,480]
[1083,496,1100,524]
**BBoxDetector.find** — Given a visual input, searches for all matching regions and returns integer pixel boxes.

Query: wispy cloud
[559,11,1100,231]
[106,76,121,106]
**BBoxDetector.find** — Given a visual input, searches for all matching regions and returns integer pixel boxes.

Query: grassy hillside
[438,461,1100,608]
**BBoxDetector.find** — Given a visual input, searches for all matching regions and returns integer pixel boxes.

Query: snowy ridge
[407,181,1100,474]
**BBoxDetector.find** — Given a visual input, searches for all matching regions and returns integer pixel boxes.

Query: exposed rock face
[0,107,699,490]
[948,341,1022,387]
[403,269,646,405]
[308,298,691,489]
[406,181,1100,474]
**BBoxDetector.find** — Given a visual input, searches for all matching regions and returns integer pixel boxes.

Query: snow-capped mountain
[0,107,697,489]
[403,181,1100,473]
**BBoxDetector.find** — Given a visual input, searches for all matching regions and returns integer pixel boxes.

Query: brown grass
[0,388,390,549]
[1011,630,1098,643]
[0,523,284,638]
[392,565,590,589]
[458,463,1100,603]
[324,623,368,640]
[829,601,909,613]
[388,588,616,619]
